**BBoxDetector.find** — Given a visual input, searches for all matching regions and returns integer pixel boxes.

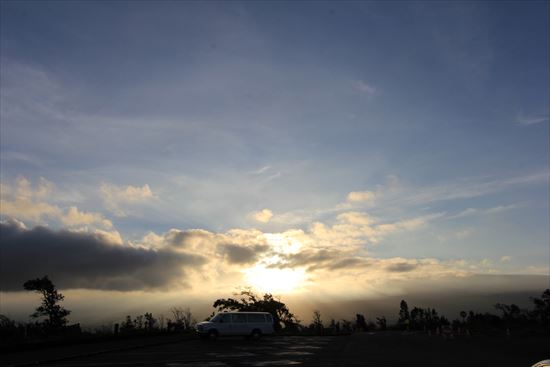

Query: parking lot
[44,336,335,367]
[4,332,549,367]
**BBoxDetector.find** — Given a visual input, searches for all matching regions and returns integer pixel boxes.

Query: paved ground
[3,332,550,367]
[41,335,334,367]
[314,332,550,367]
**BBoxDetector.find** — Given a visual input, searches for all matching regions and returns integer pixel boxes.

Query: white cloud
[252,209,274,223]
[347,190,376,203]
[485,205,516,214]
[61,206,113,229]
[100,183,155,216]
[252,166,271,175]
[306,211,442,248]
[0,177,112,229]
[450,204,517,219]
[395,171,548,208]
[93,229,124,245]
[1,177,62,222]
[1,194,61,223]
[517,113,549,126]
[480,259,492,267]
[352,80,377,95]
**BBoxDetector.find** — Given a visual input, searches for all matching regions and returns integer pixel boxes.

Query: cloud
[251,166,271,175]
[0,173,506,296]
[0,221,207,291]
[347,190,376,203]
[500,256,512,263]
[336,211,375,226]
[100,183,155,216]
[61,206,113,228]
[485,205,516,214]
[0,177,61,222]
[352,80,377,95]
[0,207,496,297]
[450,204,517,219]
[268,248,343,270]
[386,262,418,273]
[252,209,274,223]
[1,177,112,229]
[517,113,549,126]
[94,229,124,245]
[396,171,548,208]
[268,247,470,283]
[220,244,270,264]
[306,211,441,248]
[139,227,271,266]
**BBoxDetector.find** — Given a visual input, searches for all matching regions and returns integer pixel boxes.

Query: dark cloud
[267,249,367,272]
[386,263,418,272]
[0,221,208,291]
[165,229,213,248]
[306,256,372,272]
[220,244,269,264]
[268,249,335,270]
[325,257,371,270]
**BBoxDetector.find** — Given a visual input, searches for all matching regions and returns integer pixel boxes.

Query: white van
[195,312,274,339]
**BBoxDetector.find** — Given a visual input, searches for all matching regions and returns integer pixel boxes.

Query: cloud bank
[0,220,207,291]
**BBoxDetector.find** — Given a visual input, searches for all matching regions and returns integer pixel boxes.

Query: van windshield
[210,314,222,322]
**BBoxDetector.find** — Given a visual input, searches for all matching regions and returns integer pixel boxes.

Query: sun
[243,263,305,294]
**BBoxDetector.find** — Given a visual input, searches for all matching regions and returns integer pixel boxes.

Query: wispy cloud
[273,171,541,228]
[251,208,274,223]
[352,80,377,95]
[100,183,155,217]
[449,204,517,219]
[347,190,376,203]
[251,166,271,175]
[517,113,549,126]
[391,170,548,207]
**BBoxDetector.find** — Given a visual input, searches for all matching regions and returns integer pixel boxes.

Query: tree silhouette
[312,310,323,332]
[120,315,135,333]
[376,316,387,330]
[355,314,368,331]
[213,290,297,331]
[144,312,157,331]
[460,310,467,324]
[329,318,340,333]
[398,299,410,329]
[494,303,524,322]
[171,307,196,331]
[530,289,550,326]
[23,275,70,329]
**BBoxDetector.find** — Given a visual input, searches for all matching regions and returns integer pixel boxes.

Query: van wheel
[251,329,262,340]
[208,330,218,340]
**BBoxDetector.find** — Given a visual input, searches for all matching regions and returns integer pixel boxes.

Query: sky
[1,1,549,325]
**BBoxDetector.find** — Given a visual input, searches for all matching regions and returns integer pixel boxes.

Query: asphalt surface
[4,332,550,367]
[41,335,334,367]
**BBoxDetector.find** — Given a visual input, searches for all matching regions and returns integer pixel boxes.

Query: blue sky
[0,1,549,321]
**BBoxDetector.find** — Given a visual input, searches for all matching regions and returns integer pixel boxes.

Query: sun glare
[243,264,306,294]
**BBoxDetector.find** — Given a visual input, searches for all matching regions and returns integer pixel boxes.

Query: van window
[248,314,266,323]
[266,314,273,323]
[220,314,231,323]
[232,313,247,323]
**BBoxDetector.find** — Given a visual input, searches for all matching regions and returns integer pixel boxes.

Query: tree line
[1,275,549,344]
